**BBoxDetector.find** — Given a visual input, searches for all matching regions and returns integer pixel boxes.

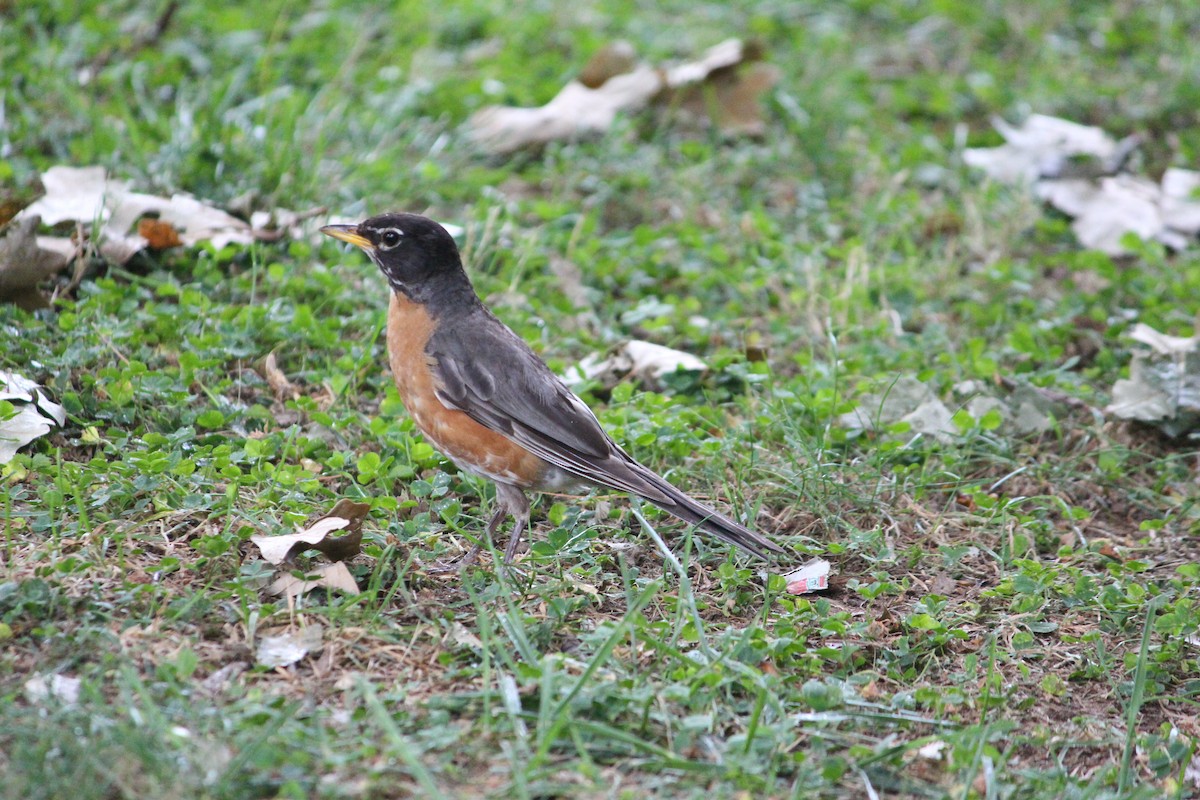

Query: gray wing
[426,308,672,503]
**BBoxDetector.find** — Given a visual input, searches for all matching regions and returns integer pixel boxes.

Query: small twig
[98,334,131,365]
[62,221,91,295]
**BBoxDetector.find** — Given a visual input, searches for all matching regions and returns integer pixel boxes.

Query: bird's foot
[428,543,482,574]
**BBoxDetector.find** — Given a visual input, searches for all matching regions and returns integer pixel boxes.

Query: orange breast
[386,292,547,488]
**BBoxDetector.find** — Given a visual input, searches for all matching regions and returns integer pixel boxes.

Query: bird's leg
[496,483,531,564]
[427,506,502,573]
[428,540,482,573]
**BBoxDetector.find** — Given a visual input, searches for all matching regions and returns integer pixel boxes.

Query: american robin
[321,213,784,566]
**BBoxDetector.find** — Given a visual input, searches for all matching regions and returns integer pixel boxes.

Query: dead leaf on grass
[567,340,707,392]
[260,351,299,402]
[917,740,948,761]
[469,38,775,154]
[249,499,370,565]
[840,376,957,443]
[964,115,1200,255]
[963,114,1125,185]
[1106,322,1200,437]
[137,217,183,249]
[0,215,72,309]
[256,625,324,669]
[671,52,780,136]
[199,661,249,695]
[268,562,361,600]
[10,166,323,277]
[1,370,67,464]
[444,621,483,650]
[24,673,81,706]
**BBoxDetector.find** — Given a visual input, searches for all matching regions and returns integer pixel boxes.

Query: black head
[321,212,474,306]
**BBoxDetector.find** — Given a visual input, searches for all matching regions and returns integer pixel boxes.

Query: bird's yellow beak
[320,223,372,250]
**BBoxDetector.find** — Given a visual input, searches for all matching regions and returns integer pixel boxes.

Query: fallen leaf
[249,499,370,564]
[1,370,67,464]
[917,740,948,760]
[199,661,249,695]
[963,114,1122,185]
[24,673,81,706]
[1063,175,1167,255]
[13,165,286,267]
[578,41,640,89]
[469,39,772,154]
[672,59,780,136]
[444,621,483,650]
[840,376,957,443]
[965,116,1200,255]
[568,340,707,392]
[18,165,114,226]
[1161,168,1200,234]
[1106,322,1200,436]
[260,351,299,401]
[268,562,361,599]
[137,217,183,249]
[256,625,323,669]
[0,215,71,308]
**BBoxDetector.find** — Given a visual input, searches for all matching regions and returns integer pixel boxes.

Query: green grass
[4,1,1200,798]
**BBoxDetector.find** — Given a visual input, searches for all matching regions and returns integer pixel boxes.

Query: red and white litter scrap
[781,558,831,595]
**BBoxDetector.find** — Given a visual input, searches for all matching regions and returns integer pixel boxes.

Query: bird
[321,212,784,567]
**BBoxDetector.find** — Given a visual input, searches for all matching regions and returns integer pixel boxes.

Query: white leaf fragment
[963,114,1120,185]
[256,625,324,669]
[250,516,351,565]
[964,115,1200,255]
[0,370,66,464]
[469,39,755,154]
[917,740,948,760]
[13,165,303,265]
[1106,323,1200,437]
[24,673,81,706]
[268,561,361,599]
[839,376,957,443]
[568,340,707,392]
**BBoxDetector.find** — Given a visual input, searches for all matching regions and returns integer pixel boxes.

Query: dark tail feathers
[633,464,785,560]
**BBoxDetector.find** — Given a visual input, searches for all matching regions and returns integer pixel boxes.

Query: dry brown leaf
[13,165,282,266]
[671,60,780,136]
[469,39,771,154]
[268,562,361,599]
[249,499,370,565]
[0,215,71,309]
[137,217,183,249]
[578,41,639,89]
[261,351,299,401]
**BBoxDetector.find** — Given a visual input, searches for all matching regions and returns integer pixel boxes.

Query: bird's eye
[380,230,402,249]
